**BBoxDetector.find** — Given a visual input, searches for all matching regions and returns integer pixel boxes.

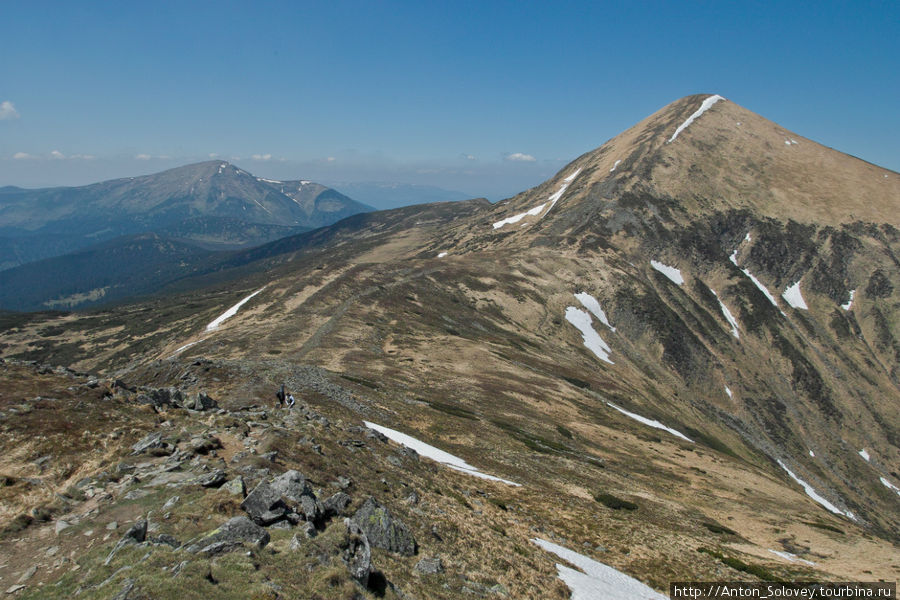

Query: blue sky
[1,1,898,200]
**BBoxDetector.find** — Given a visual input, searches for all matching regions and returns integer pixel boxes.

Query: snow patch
[169,339,204,359]
[880,477,900,497]
[565,307,613,364]
[574,292,615,331]
[206,287,267,331]
[858,448,870,462]
[777,460,856,520]
[492,168,581,229]
[809,450,815,458]
[711,289,740,338]
[606,402,693,442]
[609,159,622,172]
[362,421,520,486]
[841,290,855,311]
[437,252,448,258]
[532,538,666,600]
[650,260,684,285]
[768,550,816,566]
[782,281,808,310]
[725,386,733,398]
[668,94,725,143]
[257,177,282,184]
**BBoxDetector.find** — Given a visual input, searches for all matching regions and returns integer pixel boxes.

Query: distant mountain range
[0,161,373,271]
[328,182,473,209]
[0,161,375,310]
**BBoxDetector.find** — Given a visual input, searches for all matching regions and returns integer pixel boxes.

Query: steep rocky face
[1,96,898,596]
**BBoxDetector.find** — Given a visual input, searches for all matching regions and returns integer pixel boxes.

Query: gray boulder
[130,432,164,455]
[190,392,217,411]
[240,481,287,525]
[342,519,372,587]
[415,556,443,575]
[323,492,352,517]
[223,476,245,496]
[104,519,147,565]
[241,470,321,526]
[185,516,269,556]
[197,470,227,488]
[350,497,417,556]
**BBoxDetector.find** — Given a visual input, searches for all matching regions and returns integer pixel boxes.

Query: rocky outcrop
[240,470,322,527]
[185,516,270,556]
[342,519,372,587]
[350,497,417,556]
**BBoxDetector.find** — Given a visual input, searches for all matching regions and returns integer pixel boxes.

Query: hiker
[275,383,285,408]
[287,393,295,410]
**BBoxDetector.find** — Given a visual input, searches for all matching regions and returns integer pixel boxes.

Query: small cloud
[208,153,219,158]
[460,153,476,161]
[71,154,95,160]
[158,155,171,160]
[252,153,272,161]
[0,101,20,120]
[50,150,65,159]
[506,152,536,162]
[13,151,35,159]
[135,153,152,160]
[326,156,336,162]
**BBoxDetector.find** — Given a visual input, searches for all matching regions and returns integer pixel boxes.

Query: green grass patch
[697,547,782,581]
[339,374,379,390]
[802,521,845,534]
[427,401,478,420]
[594,493,638,511]
[702,522,737,536]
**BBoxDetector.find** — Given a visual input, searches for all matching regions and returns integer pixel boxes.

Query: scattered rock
[46,545,60,556]
[241,470,320,526]
[110,578,135,600]
[15,566,36,584]
[323,492,352,518]
[190,392,218,411]
[55,520,71,535]
[415,556,443,575]
[342,519,372,587]
[189,435,222,455]
[223,476,246,496]
[351,497,417,556]
[198,469,227,488]
[185,516,270,556]
[162,496,179,509]
[106,521,119,530]
[105,519,147,565]
[131,432,164,455]
[4,584,26,595]
[150,534,181,548]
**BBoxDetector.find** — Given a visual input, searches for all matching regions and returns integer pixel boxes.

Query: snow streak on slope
[363,421,521,486]
[206,286,267,331]
[859,449,870,462]
[730,250,784,313]
[782,281,809,310]
[711,289,740,338]
[777,460,856,520]
[667,94,725,143]
[842,290,855,311]
[650,260,684,285]
[574,292,615,331]
[532,538,666,600]
[725,386,733,398]
[492,168,581,229]
[768,549,816,566]
[565,307,613,364]
[606,402,693,442]
[880,477,900,497]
